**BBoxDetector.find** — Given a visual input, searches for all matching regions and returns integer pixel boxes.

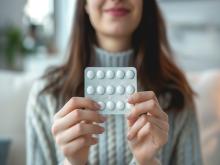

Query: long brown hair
[40,0,194,111]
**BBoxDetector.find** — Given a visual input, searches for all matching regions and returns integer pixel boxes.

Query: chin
[105,25,134,37]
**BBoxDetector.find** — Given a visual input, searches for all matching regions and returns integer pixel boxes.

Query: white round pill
[126,85,135,95]
[96,85,105,95]
[116,101,125,110]
[87,86,95,95]
[106,70,115,79]
[116,70,125,79]
[106,101,115,110]
[98,101,105,110]
[87,70,95,79]
[96,70,105,79]
[106,85,115,95]
[126,70,135,79]
[116,85,125,95]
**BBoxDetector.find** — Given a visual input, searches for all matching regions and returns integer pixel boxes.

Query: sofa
[0,69,220,165]
[188,70,220,165]
[0,70,37,165]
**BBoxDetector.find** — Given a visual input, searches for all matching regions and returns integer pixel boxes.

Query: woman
[26,0,202,165]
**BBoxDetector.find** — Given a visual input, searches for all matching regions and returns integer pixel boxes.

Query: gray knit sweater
[26,47,203,165]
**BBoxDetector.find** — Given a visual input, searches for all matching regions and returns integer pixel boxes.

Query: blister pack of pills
[84,67,137,115]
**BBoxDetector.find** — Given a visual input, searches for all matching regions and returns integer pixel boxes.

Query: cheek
[87,0,104,16]
[86,0,104,27]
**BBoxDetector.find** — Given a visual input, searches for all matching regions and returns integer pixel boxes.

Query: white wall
[54,0,76,54]
[0,0,26,27]
[159,1,220,71]
[159,1,220,25]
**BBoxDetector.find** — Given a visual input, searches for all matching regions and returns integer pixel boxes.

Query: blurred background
[0,0,220,165]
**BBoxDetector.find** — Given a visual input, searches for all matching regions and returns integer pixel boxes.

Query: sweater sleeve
[26,81,59,165]
[172,108,203,165]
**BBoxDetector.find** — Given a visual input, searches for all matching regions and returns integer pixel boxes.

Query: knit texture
[26,47,203,165]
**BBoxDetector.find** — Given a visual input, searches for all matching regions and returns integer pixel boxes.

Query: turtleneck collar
[93,46,134,67]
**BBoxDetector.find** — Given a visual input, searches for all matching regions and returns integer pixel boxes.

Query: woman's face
[85,0,143,38]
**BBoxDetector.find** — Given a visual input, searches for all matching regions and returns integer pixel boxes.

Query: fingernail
[127,97,132,102]
[93,138,98,143]
[100,115,107,122]
[100,114,107,118]
[101,127,105,132]
[95,102,101,109]
[127,113,132,119]
[127,133,132,140]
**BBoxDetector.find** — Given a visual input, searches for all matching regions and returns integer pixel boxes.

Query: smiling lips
[104,7,130,17]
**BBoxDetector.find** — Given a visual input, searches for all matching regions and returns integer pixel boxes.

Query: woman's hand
[51,97,107,165]
[127,91,169,165]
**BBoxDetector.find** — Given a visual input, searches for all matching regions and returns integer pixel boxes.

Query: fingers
[137,122,151,140]
[55,123,105,145]
[127,99,168,121]
[61,135,98,157]
[127,115,147,140]
[128,91,158,104]
[52,109,107,135]
[147,115,169,132]
[137,122,168,147]
[54,97,101,119]
[52,97,106,159]
[127,91,168,122]
[127,115,169,141]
